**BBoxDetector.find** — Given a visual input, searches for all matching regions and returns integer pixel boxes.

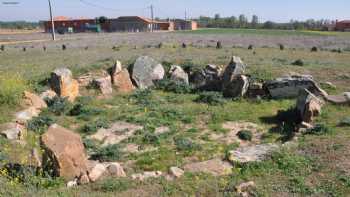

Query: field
[1,29,350,196]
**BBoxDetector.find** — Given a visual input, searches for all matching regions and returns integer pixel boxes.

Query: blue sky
[0,0,349,22]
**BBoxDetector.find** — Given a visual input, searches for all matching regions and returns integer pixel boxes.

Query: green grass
[177,28,350,37]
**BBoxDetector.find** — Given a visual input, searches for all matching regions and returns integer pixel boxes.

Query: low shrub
[92,178,134,192]
[91,144,123,162]
[83,138,99,151]
[69,103,102,119]
[279,44,285,50]
[174,137,200,153]
[237,130,253,141]
[81,118,110,134]
[305,123,330,135]
[311,46,318,52]
[142,132,161,146]
[195,91,225,105]
[291,59,304,66]
[129,89,154,107]
[46,96,71,115]
[0,74,27,106]
[339,117,350,127]
[155,79,193,94]
[27,113,55,134]
[248,45,254,50]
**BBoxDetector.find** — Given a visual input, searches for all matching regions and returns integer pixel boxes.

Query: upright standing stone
[296,89,324,123]
[169,65,189,84]
[50,68,79,102]
[222,56,248,98]
[110,61,135,93]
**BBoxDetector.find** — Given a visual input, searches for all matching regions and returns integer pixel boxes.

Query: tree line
[0,21,39,30]
[196,14,335,31]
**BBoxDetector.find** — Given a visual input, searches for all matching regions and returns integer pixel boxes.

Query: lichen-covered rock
[296,89,324,123]
[132,56,165,89]
[222,75,249,98]
[0,123,26,140]
[169,65,189,84]
[23,91,47,110]
[265,75,328,99]
[222,56,246,82]
[227,144,279,163]
[190,64,222,91]
[111,69,135,93]
[183,158,232,176]
[50,68,79,102]
[41,124,88,181]
[92,76,113,96]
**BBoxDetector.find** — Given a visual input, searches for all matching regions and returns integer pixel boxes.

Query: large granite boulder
[41,124,89,181]
[50,68,79,102]
[265,75,328,99]
[92,75,113,96]
[190,64,222,91]
[169,65,189,84]
[296,89,324,123]
[222,75,249,98]
[132,56,165,89]
[222,57,248,98]
[110,62,135,93]
[222,56,246,82]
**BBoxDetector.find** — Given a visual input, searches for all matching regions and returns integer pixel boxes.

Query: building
[43,16,109,33]
[109,16,173,32]
[173,19,198,30]
[335,20,350,31]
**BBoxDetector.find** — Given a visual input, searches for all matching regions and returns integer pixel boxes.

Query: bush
[81,118,110,134]
[305,123,330,135]
[195,91,225,105]
[27,113,55,134]
[92,178,134,192]
[311,46,318,52]
[237,130,253,141]
[91,144,123,162]
[83,138,98,151]
[69,103,102,119]
[279,44,285,50]
[292,59,304,66]
[142,132,161,146]
[0,74,27,106]
[129,89,154,106]
[174,137,200,153]
[46,96,71,115]
[155,79,193,94]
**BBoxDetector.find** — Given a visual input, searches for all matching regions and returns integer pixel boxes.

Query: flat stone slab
[183,158,232,176]
[89,121,143,146]
[326,92,350,105]
[228,144,279,163]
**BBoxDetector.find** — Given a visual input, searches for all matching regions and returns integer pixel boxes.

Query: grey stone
[169,65,189,84]
[132,56,165,89]
[222,56,246,82]
[131,171,162,181]
[228,144,279,163]
[326,92,350,105]
[92,76,113,95]
[265,75,328,99]
[223,75,249,98]
[190,64,222,91]
[0,123,26,140]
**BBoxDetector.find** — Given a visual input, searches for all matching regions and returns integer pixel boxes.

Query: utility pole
[48,0,56,40]
[185,10,187,21]
[150,4,154,32]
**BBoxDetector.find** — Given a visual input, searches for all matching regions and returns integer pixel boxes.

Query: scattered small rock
[169,166,184,179]
[132,171,162,181]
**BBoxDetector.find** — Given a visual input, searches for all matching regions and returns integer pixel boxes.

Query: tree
[214,14,221,21]
[251,15,259,28]
[239,14,247,28]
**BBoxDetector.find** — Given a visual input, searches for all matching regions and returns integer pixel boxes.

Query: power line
[78,0,148,12]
